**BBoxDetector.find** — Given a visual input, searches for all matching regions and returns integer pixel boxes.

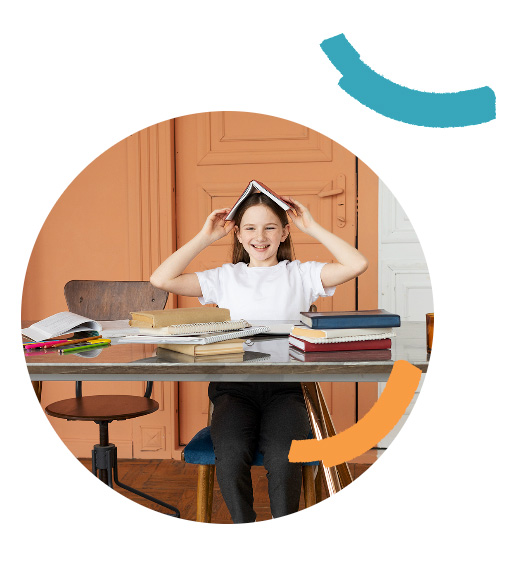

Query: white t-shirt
[196,260,336,320]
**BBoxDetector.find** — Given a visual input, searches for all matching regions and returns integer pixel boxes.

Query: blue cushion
[183,426,318,466]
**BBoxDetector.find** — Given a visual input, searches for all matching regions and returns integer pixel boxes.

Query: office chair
[45,280,180,517]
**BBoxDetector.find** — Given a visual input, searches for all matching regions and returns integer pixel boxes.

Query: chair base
[91,422,180,518]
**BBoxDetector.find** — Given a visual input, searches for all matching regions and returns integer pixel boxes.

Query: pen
[58,340,111,354]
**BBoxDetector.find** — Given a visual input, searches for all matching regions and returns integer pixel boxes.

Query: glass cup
[426,313,434,354]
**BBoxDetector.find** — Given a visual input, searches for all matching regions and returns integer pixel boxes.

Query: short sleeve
[297,261,337,304]
[195,268,221,306]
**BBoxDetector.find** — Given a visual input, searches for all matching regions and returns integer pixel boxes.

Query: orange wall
[22,139,131,320]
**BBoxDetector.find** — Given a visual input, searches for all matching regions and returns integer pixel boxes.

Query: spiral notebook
[290,331,396,344]
[117,325,270,344]
[136,319,251,336]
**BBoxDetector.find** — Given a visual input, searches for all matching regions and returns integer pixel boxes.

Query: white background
[2,1,504,577]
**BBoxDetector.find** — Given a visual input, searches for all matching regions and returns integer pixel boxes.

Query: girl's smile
[235,205,289,267]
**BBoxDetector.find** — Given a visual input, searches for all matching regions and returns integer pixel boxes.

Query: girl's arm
[150,208,235,296]
[282,197,369,287]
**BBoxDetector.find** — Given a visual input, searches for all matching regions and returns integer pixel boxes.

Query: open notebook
[117,325,270,344]
[135,319,251,336]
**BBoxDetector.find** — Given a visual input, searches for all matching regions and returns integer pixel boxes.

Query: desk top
[25,322,429,382]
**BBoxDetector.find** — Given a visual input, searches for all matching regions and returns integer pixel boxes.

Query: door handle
[317,188,344,197]
[318,175,346,227]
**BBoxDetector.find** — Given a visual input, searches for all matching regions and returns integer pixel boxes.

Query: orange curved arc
[288,360,422,467]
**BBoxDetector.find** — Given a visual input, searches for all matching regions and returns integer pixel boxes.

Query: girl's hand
[280,196,317,234]
[200,208,236,244]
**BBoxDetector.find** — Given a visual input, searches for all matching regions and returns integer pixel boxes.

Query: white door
[378,181,433,447]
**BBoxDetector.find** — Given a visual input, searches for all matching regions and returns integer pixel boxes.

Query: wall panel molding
[139,426,166,452]
[380,260,433,320]
[197,112,333,165]
[127,121,176,282]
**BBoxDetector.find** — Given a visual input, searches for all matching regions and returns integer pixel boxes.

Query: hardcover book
[129,307,231,328]
[288,335,392,352]
[225,180,295,221]
[288,347,392,363]
[299,309,401,330]
[156,348,245,363]
[157,338,244,356]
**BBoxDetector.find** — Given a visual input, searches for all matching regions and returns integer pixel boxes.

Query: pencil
[58,340,111,354]
[48,335,104,348]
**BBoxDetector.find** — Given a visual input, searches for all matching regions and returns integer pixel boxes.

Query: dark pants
[208,381,310,524]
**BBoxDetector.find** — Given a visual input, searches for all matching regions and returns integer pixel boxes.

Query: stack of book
[288,309,401,362]
[125,307,269,360]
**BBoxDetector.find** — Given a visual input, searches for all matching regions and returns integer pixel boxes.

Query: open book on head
[225,180,296,221]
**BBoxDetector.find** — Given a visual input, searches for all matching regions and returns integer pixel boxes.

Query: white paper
[99,320,143,338]
[247,320,301,335]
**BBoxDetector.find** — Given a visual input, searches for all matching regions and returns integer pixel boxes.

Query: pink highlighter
[24,340,69,350]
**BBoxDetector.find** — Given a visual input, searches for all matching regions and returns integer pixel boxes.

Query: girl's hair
[231,193,295,264]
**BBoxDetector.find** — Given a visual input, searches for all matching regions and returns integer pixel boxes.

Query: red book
[225,180,296,220]
[288,335,392,352]
[289,347,392,363]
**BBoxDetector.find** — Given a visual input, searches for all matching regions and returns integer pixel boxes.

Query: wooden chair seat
[183,419,319,522]
[45,395,159,422]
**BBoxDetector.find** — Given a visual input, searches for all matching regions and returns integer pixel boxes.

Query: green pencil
[59,341,110,354]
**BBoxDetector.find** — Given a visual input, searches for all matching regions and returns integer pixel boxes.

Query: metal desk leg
[301,382,353,496]
[32,381,42,403]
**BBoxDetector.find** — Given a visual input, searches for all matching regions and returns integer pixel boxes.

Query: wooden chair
[182,405,319,523]
[182,303,324,522]
[45,280,180,517]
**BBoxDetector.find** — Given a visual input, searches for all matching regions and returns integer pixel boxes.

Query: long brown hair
[231,193,295,264]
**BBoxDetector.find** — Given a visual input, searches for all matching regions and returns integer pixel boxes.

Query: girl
[150,192,368,523]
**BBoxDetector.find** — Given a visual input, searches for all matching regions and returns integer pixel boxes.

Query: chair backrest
[64,280,168,320]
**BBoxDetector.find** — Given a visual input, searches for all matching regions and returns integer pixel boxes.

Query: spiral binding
[294,331,396,344]
[166,319,251,335]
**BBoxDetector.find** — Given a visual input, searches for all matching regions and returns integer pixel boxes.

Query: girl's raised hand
[200,208,236,243]
[281,196,316,234]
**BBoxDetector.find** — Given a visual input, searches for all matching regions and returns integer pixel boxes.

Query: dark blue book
[300,309,401,329]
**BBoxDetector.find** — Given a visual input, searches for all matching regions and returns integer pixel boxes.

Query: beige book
[157,338,244,356]
[156,349,245,363]
[129,307,231,328]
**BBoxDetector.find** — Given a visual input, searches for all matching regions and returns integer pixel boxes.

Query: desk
[25,322,429,496]
[26,322,428,382]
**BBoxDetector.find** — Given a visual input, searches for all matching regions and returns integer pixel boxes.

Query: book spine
[301,314,401,329]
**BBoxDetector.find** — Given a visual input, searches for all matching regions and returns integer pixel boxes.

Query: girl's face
[235,205,289,267]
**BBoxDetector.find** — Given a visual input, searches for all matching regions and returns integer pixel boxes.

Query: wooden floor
[79,453,378,523]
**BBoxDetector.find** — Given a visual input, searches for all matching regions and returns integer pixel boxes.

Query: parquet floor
[79,452,378,523]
